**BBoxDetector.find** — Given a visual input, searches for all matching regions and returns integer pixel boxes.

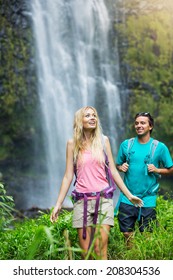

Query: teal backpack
[114,138,159,216]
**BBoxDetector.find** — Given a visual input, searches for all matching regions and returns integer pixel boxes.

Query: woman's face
[82,108,97,130]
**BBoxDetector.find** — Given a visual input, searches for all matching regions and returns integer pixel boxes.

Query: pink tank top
[75,150,108,193]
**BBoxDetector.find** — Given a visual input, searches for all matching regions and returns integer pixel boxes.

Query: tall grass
[0,184,173,260]
[108,196,173,260]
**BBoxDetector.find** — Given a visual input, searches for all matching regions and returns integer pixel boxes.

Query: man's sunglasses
[135,112,151,118]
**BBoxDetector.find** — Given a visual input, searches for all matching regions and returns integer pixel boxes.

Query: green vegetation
[115,0,173,155]
[0,0,39,165]
[0,183,173,260]
[0,183,15,230]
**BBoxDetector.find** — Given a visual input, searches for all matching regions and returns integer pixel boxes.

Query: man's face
[134,116,153,137]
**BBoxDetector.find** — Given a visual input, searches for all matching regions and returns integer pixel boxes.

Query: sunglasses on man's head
[135,112,151,118]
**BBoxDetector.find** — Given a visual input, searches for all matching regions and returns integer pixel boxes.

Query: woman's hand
[129,195,143,207]
[50,203,61,223]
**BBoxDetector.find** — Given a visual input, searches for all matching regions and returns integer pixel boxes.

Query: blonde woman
[50,106,143,259]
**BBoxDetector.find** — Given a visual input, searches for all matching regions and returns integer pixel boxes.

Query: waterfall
[30,0,121,209]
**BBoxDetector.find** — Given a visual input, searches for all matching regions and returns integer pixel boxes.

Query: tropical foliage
[0,0,39,165]
[115,0,173,155]
[0,183,173,260]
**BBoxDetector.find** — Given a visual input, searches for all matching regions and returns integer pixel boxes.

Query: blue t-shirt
[116,137,173,207]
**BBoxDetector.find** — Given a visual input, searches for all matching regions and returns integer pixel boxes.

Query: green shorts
[72,197,114,228]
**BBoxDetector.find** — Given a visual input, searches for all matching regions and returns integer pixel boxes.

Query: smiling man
[116,112,173,248]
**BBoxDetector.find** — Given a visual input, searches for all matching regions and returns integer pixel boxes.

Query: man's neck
[137,134,151,144]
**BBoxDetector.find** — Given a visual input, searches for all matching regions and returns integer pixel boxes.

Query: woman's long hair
[73,106,105,164]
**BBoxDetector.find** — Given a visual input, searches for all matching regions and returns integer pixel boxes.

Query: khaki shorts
[72,197,114,228]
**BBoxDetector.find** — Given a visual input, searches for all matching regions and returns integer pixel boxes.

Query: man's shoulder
[120,138,128,147]
[121,137,135,144]
[152,138,165,147]
[119,137,136,151]
[151,138,169,152]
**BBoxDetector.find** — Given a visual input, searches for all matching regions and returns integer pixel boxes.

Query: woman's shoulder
[67,138,74,144]
[101,134,109,148]
[102,134,109,142]
[67,138,74,150]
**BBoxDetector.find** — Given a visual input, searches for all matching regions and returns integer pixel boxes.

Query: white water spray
[30,0,121,208]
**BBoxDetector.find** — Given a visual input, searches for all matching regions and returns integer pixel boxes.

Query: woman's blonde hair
[73,106,104,164]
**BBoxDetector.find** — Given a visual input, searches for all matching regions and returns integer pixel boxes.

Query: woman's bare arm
[50,139,74,222]
[104,136,143,207]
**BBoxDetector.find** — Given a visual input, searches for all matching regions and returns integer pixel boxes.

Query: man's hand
[147,164,158,173]
[119,162,129,172]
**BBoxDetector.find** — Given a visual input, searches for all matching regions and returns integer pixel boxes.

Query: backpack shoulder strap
[150,139,159,161]
[101,134,117,191]
[126,137,135,164]
[127,137,135,152]
[101,134,109,163]
[73,162,77,186]
[101,134,107,153]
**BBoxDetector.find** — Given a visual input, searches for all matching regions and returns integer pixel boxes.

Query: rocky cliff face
[0,0,44,209]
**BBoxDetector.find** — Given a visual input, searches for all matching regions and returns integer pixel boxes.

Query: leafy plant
[115,0,173,155]
[0,182,15,230]
[0,195,173,260]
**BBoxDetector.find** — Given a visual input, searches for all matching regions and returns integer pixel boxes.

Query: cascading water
[30,0,121,209]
